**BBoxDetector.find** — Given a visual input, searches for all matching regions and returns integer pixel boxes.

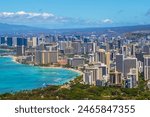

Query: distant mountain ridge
[0,23,49,34]
[53,25,150,34]
[0,23,150,35]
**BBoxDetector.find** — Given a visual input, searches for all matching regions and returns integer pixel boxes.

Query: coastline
[40,66,83,75]
[10,55,83,75]
[3,55,20,64]
[0,56,83,94]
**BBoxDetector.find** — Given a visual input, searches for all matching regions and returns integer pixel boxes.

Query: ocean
[0,52,80,94]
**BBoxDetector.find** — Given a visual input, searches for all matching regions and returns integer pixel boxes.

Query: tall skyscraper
[59,41,67,51]
[98,63,108,80]
[32,37,37,47]
[97,49,105,63]
[83,63,109,85]
[105,52,110,72]
[7,37,13,46]
[121,45,128,57]
[116,54,124,73]
[124,57,138,81]
[144,55,150,80]
[72,41,81,54]
[35,43,58,65]
[126,68,137,88]
[27,38,33,48]
[143,45,150,54]
[109,71,122,86]
[86,42,97,53]
[16,46,25,56]
[84,71,93,85]
[0,37,6,44]
[88,53,95,63]
[131,44,136,56]
[35,50,58,65]
[84,67,100,85]
[12,37,17,47]
[17,38,27,47]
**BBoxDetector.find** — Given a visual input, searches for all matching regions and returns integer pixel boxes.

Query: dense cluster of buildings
[0,32,150,88]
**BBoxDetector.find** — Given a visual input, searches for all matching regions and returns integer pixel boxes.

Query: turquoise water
[0,56,80,94]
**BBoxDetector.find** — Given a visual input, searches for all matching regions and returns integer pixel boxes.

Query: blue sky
[0,0,150,29]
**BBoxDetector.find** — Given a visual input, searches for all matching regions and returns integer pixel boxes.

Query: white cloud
[0,11,115,28]
[102,19,113,24]
[0,11,55,19]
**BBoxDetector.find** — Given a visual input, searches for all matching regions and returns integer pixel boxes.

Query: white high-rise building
[32,37,37,47]
[83,63,109,85]
[84,71,93,85]
[96,49,106,63]
[12,37,17,47]
[88,53,95,63]
[35,50,58,65]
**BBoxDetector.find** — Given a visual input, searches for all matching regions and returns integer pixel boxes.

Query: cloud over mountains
[0,11,114,28]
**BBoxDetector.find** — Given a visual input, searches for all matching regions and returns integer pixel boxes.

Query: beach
[11,55,83,75]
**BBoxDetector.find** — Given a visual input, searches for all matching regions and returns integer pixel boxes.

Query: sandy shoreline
[6,55,20,64]
[34,66,83,75]
[9,55,83,75]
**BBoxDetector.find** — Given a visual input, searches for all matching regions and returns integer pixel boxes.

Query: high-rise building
[96,49,105,63]
[109,71,122,86]
[118,40,122,49]
[116,54,124,73]
[32,37,37,47]
[12,37,17,47]
[144,55,150,80]
[124,57,138,81]
[59,41,67,51]
[64,47,74,54]
[125,78,133,88]
[35,43,58,65]
[72,41,81,54]
[125,69,137,88]
[105,52,110,72]
[84,71,93,85]
[88,53,95,63]
[68,55,85,67]
[83,63,109,85]
[131,44,136,56]
[16,46,25,56]
[27,37,37,48]
[0,37,6,45]
[83,42,97,54]
[126,68,137,88]
[110,49,117,61]
[143,45,150,54]
[7,37,13,46]
[27,38,33,48]
[17,38,27,47]
[35,50,58,65]
[138,61,143,73]
[99,63,108,80]
[121,45,128,57]
[84,67,100,85]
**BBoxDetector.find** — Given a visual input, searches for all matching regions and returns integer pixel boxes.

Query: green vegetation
[0,74,150,100]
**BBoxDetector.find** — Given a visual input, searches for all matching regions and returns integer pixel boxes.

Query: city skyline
[0,0,150,29]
